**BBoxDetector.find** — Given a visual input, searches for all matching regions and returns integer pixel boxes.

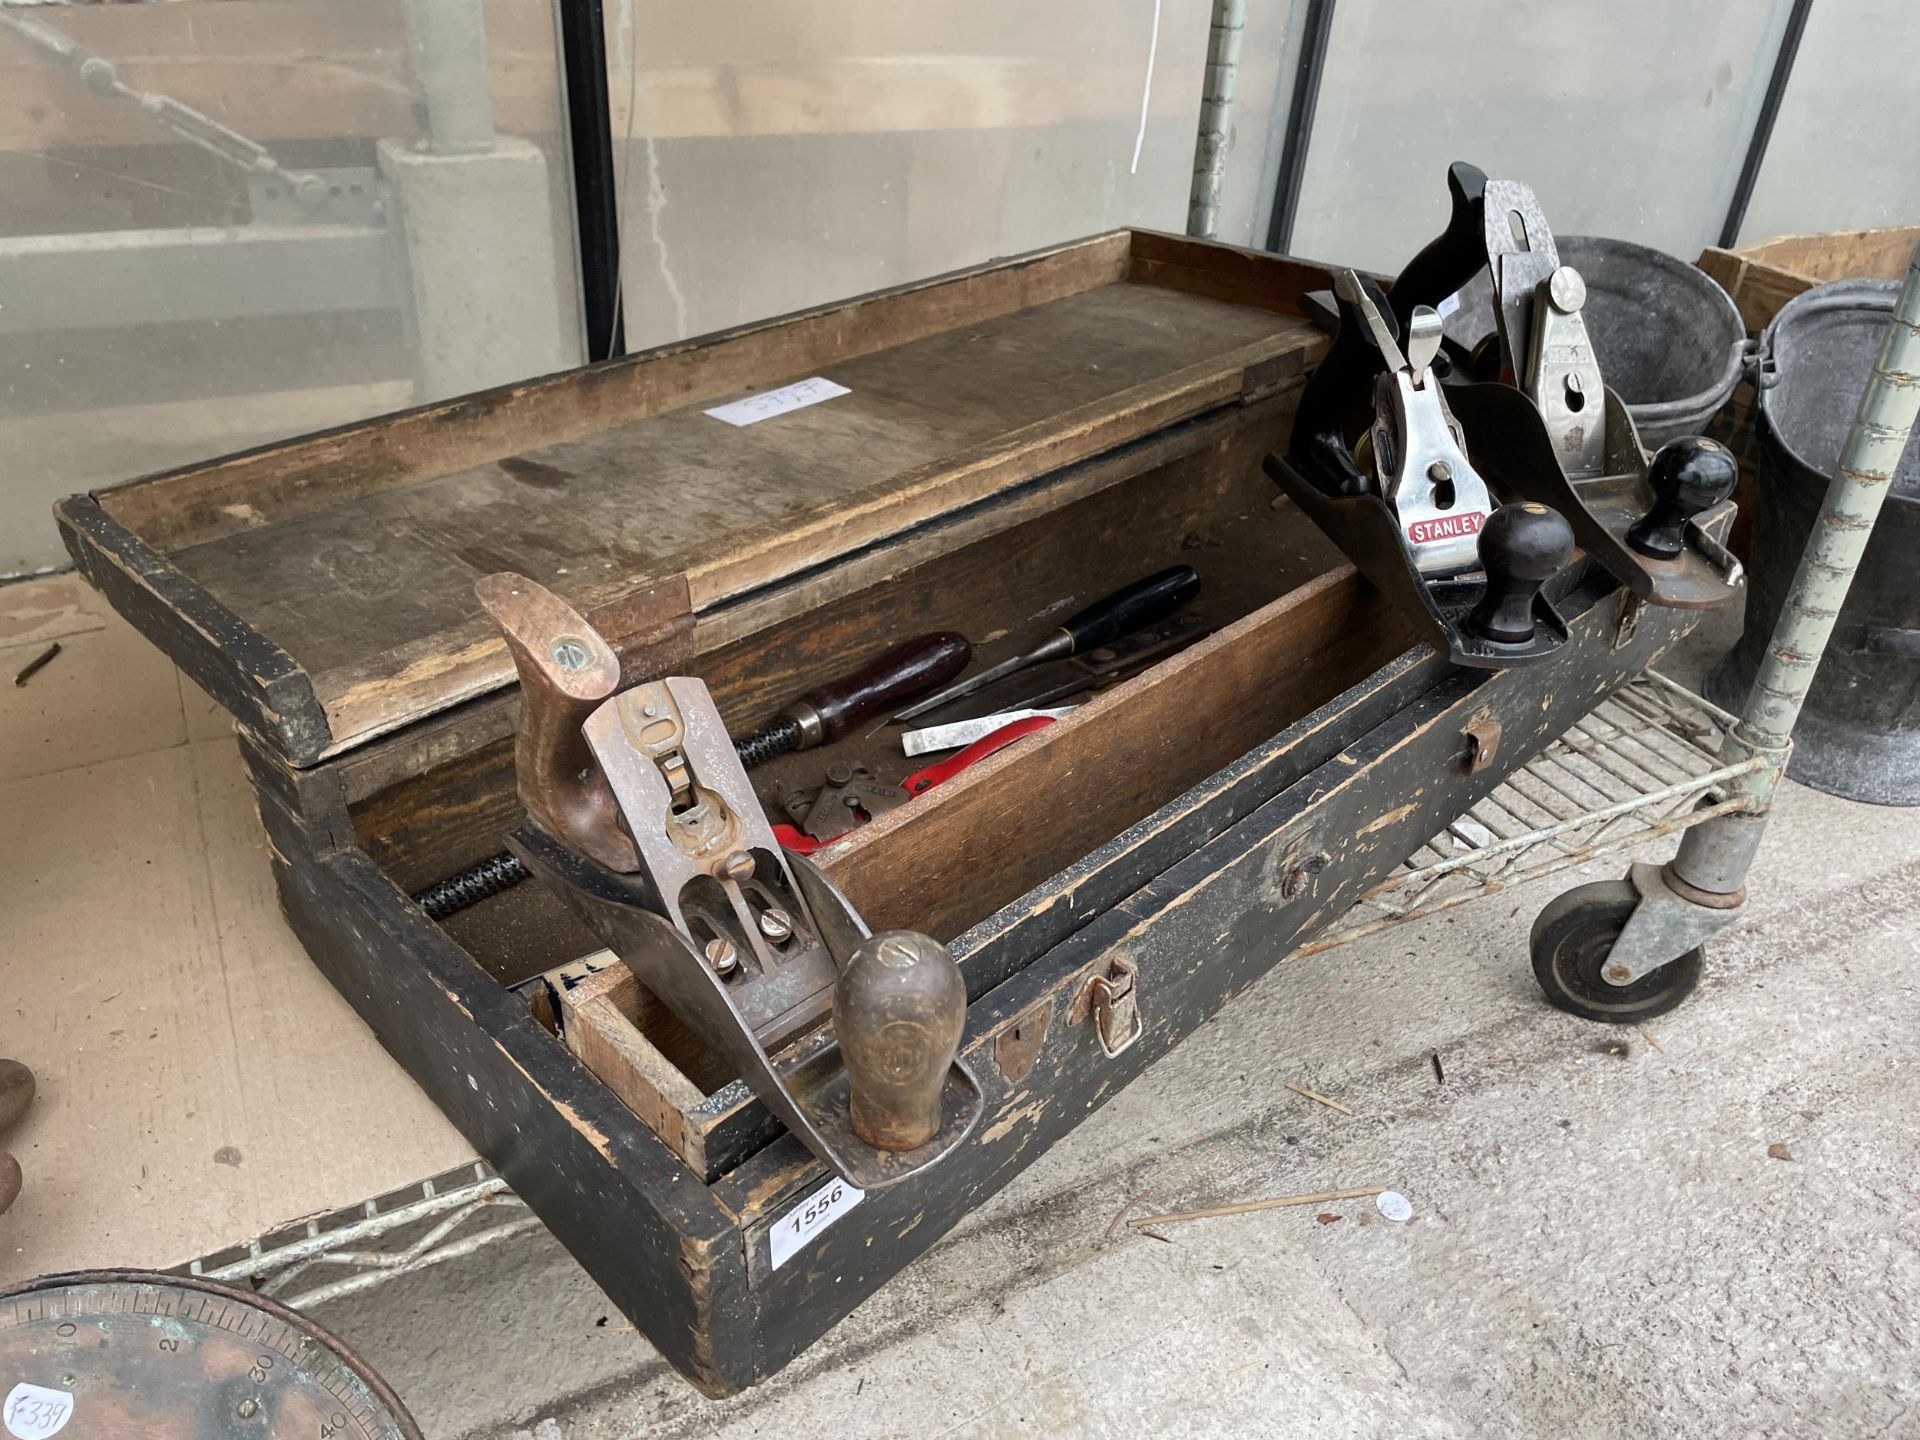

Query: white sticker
[769,1177,864,1270]
[1376,1190,1413,1224]
[1452,817,1496,849]
[5,1384,74,1440]
[703,377,850,427]
[1437,290,1462,318]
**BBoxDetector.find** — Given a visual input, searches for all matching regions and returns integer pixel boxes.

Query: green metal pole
[1672,236,1920,895]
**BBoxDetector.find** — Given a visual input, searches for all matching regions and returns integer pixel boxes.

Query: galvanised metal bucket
[1706,279,1920,805]
[1447,235,1749,447]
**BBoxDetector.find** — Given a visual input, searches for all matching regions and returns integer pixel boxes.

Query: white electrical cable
[1130,0,1163,175]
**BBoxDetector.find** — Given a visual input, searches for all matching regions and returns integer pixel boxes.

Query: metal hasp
[1555,237,1920,1003]
[478,574,981,1189]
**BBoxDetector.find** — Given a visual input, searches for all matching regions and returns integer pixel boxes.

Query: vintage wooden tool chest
[57,230,1710,1395]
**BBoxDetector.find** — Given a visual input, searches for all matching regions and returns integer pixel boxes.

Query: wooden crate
[1697,225,1920,333]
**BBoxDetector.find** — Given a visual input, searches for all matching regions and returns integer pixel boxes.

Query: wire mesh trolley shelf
[1298,670,1766,956]
[178,671,1757,1308]
[181,1162,541,1310]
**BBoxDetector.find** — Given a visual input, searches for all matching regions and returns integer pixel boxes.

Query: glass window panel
[1287,1,1792,273]
[603,1,1211,351]
[1738,0,1920,244]
[0,0,583,575]
[1208,1,1306,248]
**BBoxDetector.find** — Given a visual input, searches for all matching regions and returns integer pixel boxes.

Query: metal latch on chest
[1069,956,1143,1060]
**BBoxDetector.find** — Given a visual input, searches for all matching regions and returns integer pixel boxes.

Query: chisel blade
[900,708,1077,757]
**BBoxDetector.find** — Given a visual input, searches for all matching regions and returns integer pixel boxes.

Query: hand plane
[1266,267,1574,667]
[475,573,982,1189]
[1463,173,1743,609]
[1270,161,1744,668]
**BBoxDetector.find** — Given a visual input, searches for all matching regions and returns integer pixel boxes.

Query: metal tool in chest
[1271,162,1743,673]
[461,558,1214,1187]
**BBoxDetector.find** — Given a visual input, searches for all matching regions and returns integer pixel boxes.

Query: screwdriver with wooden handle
[733,631,970,767]
[891,565,1202,723]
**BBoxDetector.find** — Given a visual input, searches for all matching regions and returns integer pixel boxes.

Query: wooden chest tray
[56,231,1709,1394]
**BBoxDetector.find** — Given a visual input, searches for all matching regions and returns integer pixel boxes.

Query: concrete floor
[305,622,1920,1439]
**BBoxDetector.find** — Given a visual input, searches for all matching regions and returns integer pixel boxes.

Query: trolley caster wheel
[1530,880,1703,1024]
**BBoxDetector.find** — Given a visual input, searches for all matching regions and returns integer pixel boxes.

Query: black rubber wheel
[1530,879,1703,1024]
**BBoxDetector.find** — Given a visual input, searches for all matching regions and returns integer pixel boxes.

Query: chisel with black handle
[891,565,1202,723]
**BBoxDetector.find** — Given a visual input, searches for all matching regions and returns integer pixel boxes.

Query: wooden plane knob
[834,930,967,1152]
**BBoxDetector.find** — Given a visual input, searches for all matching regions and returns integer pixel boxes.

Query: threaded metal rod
[411,718,802,920]
[732,715,802,770]
[1739,238,1920,754]
[414,851,529,921]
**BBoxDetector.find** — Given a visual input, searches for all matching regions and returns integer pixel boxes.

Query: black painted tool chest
[57,230,1710,1394]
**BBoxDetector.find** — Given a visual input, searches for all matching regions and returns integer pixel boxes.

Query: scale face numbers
[0,1273,419,1440]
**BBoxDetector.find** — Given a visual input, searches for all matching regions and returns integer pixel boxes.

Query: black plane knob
[1627,436,1739,560]
[1468,502,1575,645]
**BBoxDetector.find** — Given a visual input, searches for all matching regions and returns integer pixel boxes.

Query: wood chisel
[891,565,1201,723]
[943,611,1211,721]
[900,707,1077,757]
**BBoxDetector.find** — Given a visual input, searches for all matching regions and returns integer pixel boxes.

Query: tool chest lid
[58,229,1325,768]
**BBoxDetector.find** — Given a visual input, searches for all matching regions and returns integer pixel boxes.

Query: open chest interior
[338,412,1418,1176]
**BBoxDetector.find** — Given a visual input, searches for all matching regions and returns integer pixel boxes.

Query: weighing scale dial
[0,1272,420,1439]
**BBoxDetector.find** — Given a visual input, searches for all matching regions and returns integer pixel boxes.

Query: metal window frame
[556,0,625,360]
[1256,0,1818,261]
[1262,0,1338,255]
[1718,0,1816,249]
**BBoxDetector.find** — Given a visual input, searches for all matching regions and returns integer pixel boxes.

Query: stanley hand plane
[476,573,982,1189]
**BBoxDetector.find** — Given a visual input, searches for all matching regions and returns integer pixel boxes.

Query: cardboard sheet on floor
[0,574,474,1286]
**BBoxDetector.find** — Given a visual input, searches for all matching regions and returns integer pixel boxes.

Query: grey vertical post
[402,0,497,154]
[1672,237,1920,895]
[379,0,580,396]
[1186,0,1246,239]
